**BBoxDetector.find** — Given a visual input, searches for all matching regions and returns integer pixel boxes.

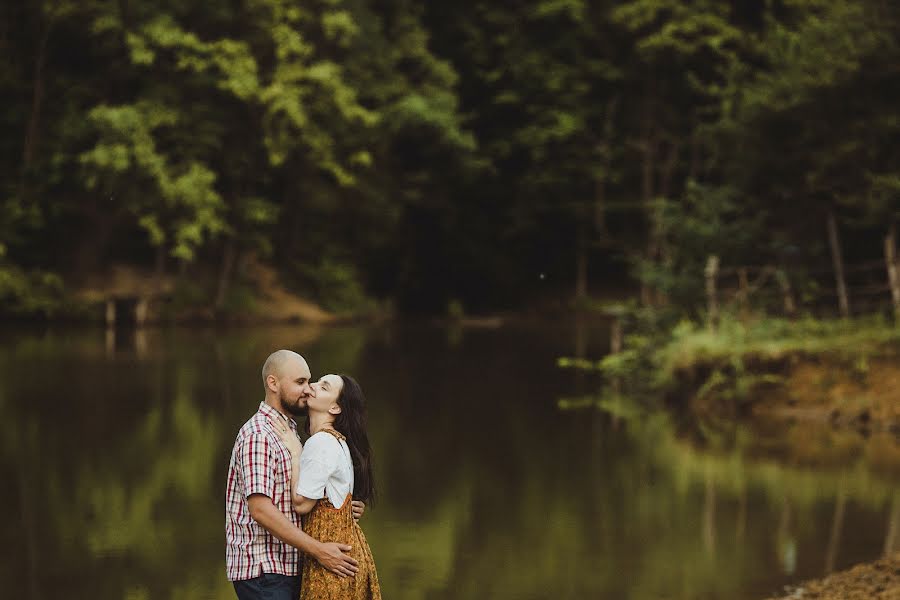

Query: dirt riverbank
[764,553,900,599]
[686,352,900,435]
[749,355,900,434]
[75,262,340,324]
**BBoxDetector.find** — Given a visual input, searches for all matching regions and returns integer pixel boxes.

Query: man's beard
[281,390,308,416]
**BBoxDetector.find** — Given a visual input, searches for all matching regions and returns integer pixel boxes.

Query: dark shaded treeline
[1,0,898,317]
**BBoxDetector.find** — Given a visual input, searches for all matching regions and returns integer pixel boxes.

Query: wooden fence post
[105,299,116,328]
[737,267,750,321]
[827,209,851,318]
[776,270,797,318]
[610,318,623,354]
[886,224,900,322]
[705,255,719,332]
[575,212,588,302]
[135,298,149,327]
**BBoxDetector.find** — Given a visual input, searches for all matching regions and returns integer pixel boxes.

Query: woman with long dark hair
[276,374,380,600]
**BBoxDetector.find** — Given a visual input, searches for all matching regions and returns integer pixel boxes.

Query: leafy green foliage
[639,182,764,309]
[0,263,66,317]
[0,0,898,318]
[298,258,372,314]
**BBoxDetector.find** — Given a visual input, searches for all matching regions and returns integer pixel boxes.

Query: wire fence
[705,253,900,324]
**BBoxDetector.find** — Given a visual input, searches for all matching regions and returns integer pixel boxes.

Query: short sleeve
[296,433,341,500]
[238,432,276,499]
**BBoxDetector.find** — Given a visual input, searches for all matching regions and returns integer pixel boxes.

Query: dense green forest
[1,0,899,318]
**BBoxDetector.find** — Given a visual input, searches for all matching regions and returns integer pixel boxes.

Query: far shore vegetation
[3,1,899,329]
[561,309,900,432]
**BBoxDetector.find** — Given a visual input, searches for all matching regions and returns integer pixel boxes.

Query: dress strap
[319,427,346,442]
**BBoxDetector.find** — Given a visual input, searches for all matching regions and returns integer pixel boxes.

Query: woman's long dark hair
[333,375,376,504]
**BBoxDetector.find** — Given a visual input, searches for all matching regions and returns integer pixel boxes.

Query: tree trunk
[154,243,167,278]
[593,176,607,238]
[73,204,118,276]
[593,95,620,235]
[885,224,900,322]
[689,126,700,181]
[826,209,850,318]
[659,139,680,202]
[18,6,54,201]
[215,237,237,311]
[653,140,680,306]
[574,233,588,302]
[581,96,620,302]
[610,318,623,354]
[575,197,587,302]
[705,255,720,331]
[639,91,658,307]
[573,310,587,393]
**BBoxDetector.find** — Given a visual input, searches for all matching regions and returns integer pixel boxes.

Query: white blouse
[296,431,354,509]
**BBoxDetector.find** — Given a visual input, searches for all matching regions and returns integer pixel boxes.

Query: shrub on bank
[561,311,900,406]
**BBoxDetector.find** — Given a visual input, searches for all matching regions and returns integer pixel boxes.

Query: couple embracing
[225,350,381,600]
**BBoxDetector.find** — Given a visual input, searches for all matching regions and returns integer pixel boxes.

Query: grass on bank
[657,314,900,376]
[559,313,900,396]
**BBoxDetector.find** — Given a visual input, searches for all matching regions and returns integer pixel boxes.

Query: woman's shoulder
[305,430,344,452]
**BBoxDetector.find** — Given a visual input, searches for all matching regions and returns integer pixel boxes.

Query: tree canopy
[1,0,898,317]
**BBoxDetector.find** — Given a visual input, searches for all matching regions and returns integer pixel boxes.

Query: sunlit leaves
[322,10,359,45]
[0,263,65,316]
[386,93,476,151]
[611,0,681,32]
[127,15,260,100]
[239,197,280,226]
[269,23,314,61]
[533,0,585,20]
[255,4,378,185]
[722,0,900,233]
[742,1,884,113]
[79,102,177,185]
[79,102,225,261]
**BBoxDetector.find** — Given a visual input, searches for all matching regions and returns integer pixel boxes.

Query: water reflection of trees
[290,324,900,599]
[4,324,898,599]
[0,325,367,600]
[554,392,900,598]
[357,321,763,599]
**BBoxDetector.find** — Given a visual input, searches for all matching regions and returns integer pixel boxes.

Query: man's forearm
[288,452,304,510]
[249,496,321,556]
[247,494,359,577]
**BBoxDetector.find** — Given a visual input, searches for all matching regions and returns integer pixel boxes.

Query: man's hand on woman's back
[313,541,359,578]
[351,500,365,522]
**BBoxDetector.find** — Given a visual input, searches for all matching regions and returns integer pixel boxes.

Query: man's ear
[328,404,342,415]
[265,374,279,394]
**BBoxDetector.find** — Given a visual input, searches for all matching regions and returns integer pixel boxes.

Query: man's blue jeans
[233,573,300,600]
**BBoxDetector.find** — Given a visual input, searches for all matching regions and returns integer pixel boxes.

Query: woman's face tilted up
[307,374,344,416]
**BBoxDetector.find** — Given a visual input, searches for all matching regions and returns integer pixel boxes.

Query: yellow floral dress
[300,429,381,600]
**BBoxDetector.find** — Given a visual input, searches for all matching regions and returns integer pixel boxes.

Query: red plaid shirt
[225,402,301,581]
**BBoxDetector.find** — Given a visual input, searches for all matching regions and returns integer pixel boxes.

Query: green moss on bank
[560,314,900,428]
[657,316,900,380]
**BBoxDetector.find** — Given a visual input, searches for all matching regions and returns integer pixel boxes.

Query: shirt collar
[258,401,298,431]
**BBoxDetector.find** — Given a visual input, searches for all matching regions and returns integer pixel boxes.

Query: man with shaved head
[226,350,364,600]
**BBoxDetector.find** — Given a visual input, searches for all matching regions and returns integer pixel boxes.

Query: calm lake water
[2,321,898,599]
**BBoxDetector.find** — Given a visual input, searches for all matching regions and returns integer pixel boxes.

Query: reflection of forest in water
[1,323,898,600]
